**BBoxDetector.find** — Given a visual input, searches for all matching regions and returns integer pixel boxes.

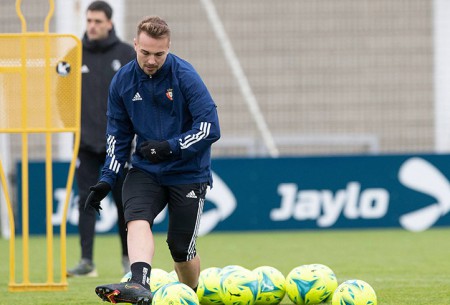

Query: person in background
[67,0,135,277]
[85,16,220,304]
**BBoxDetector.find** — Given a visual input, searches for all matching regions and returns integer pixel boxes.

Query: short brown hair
[87,1,113,20]
[137,16,171,40]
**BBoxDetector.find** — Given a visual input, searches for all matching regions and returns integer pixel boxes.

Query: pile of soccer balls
[121,264,377,305]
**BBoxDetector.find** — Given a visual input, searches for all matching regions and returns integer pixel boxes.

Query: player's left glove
[139,140,172,163]
[84,181,111,215]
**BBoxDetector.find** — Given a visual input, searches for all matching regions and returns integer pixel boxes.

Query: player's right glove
[139,140,172,164]
[84,181,111,215]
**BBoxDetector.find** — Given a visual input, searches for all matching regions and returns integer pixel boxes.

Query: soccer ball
[220,265,248,274]
[152,282,199,305]
[169,270,179,282]
[197,267,222,305]
[309,264,338,301]
[149,268,174,292]
[331,279,377,305]
[285,264,331,305]
[252,266,286,305]
[219,267,260,305]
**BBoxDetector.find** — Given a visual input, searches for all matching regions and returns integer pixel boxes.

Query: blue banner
[16,162,119,235]
[16,154,450,235]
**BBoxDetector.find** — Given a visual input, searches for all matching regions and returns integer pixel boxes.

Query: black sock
[130,262,151,290]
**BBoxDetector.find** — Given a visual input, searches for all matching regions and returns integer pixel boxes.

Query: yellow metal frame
[0,0,81,291]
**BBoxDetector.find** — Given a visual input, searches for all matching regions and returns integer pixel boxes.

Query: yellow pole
[15,0,26,33]
[0,160,16,285]
[44,0,56,285]
[44,0,54,33]
[16,0,30,286]
[20,44,30,286]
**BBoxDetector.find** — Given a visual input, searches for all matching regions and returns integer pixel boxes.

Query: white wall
[434,0,450,152]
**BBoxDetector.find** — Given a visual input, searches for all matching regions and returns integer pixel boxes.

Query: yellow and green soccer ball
[219,267,260,305]
[197,267,222,305]
[220,265,247,274]
[252,266,286,305]
[149,268,174,292]
[285,264,331,305]
[332,279,377,305]
[152,282,199,305]
[309,263,338,301]
[169,270,179,282]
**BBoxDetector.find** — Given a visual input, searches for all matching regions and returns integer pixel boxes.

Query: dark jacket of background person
[80,27,135,154]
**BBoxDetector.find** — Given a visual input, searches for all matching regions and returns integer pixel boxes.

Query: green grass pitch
[1,228,449,304]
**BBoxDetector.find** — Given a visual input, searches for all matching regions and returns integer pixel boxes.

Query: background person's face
[86,10,112,41]
[134,32,170,76]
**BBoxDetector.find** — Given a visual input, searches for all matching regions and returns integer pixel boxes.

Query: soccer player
[67,1,135,277]
[85,16,221,304]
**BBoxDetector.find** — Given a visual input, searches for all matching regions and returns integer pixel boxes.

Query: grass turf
[0,228,449,304]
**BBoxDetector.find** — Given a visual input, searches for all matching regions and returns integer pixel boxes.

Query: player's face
[134,32,170,76]
[86,10,112,41]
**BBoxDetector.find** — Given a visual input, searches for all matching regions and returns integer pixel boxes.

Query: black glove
[139,140,172,163]
[84,181,111,215]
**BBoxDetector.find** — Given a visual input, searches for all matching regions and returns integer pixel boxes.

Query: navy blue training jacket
[99,53,220,187]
